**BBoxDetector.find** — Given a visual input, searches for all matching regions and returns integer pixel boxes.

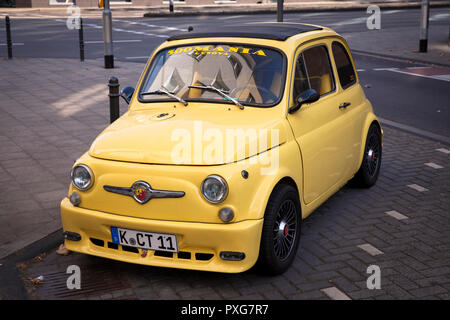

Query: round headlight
[71,164,93,191]
[201,175,228,204]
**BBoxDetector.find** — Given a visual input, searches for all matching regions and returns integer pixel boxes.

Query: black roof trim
[167,23,323,41]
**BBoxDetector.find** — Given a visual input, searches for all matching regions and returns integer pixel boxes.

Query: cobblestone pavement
[18,126,450,300]
[0,58,143,259]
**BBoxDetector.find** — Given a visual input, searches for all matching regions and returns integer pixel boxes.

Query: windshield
[138,44,286,107]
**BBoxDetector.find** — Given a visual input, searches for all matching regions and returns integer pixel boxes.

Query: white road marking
[54,19,169,38]
[436,148,450,154]
[382,10,402,15]
[385,210,409,220]
[430,13,450,21]
[299,12,331,18]
[125,56,149,60]
[330,17,366,27]
[373,68,396,71]
[424,162,444,169]
[84,40,142,44]
[373,67,450,82]
[321,287,351,300]
[406,66,432,69]
[433,74,450,82]
[357,243,384,256]
[0,43,24,46]
[356,69,366,72]
[389,69,450,82]
[113,19,185,32]
[217,15,245,20]
[407,184,429,192]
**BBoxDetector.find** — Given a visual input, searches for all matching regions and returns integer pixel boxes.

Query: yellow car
[61,22,382,275]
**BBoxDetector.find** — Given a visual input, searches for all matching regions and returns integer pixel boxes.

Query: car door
[287,41,354,205]
[330,40,367,176]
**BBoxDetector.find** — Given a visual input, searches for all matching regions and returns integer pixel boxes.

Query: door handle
[339,102,351,109]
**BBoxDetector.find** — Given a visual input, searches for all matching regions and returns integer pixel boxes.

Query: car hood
[89,104,287,165]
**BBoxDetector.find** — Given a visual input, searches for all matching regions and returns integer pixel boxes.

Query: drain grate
[36,267,135,299]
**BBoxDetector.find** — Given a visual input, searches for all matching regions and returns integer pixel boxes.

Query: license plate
[111,227,178,253]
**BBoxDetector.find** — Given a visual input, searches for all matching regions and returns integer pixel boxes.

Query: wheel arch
[356,115,383,171]
[266,176,303,219]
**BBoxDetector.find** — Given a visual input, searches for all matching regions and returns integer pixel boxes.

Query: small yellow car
[61,22,382,275]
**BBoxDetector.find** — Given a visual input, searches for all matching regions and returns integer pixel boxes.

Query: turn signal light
[69,192,81,206]
[218,207,234,223]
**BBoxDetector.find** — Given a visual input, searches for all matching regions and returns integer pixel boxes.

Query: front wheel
[352,123,382,188]
[256,184,302,275]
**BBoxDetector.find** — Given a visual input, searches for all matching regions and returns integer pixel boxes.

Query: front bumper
[61,198,263,273]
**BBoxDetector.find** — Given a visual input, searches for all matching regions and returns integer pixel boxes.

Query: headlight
[201,175,228,204]
[71,164,94,191]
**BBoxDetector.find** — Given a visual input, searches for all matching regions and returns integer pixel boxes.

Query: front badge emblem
[135,188,146,200]
[131,181,152,204]
[104,181,185,204]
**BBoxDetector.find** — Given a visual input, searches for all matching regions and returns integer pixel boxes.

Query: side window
[293,45,335,101]
[332,42,356,89]
[293,54,309,101]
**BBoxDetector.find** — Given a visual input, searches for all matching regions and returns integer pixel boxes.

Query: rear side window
[332,42,356,89]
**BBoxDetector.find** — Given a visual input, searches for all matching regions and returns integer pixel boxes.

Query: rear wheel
[352,124,382,188]
[256,184,301,275]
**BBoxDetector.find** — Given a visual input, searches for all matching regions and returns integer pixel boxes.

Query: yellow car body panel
[61,24,381,273]
[61,198,263,273]
[89,103,288,165]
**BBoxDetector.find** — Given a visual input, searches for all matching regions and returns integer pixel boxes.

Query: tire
[256,183,302,275]
[352,124,382,188]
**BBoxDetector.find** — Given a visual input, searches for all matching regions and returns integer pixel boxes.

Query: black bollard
[277,0,284,22]
[419,0,430,52]
[79,17,85,62]
[109,77,120,123]
[5,16,12,59]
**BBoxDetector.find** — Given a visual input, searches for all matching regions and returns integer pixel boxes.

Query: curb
[0,229,63,300]
[142,1,450,17]
[379,117,450,146]
[351,49,450,68]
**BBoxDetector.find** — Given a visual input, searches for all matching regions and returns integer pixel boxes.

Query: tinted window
[293,45,335,100]
[332,42,356,88]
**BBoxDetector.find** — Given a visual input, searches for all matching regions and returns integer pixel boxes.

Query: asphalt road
[1,8,450,138]
[2,8,449,61]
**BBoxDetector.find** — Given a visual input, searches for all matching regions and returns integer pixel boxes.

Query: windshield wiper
[141,87,188,106]
[188,85,244,110]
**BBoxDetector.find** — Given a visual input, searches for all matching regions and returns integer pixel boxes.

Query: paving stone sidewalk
[0,57,143,259]
[18,126,450,300]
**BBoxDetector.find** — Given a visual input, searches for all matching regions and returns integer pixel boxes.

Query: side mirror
[288,89,319,114]
[120,86,135,105]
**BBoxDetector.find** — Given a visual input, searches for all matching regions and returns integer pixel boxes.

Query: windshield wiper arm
[141,87,188,106]
[188,85,244,110]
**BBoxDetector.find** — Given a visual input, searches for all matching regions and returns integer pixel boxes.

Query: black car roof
[167,23,323,41]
